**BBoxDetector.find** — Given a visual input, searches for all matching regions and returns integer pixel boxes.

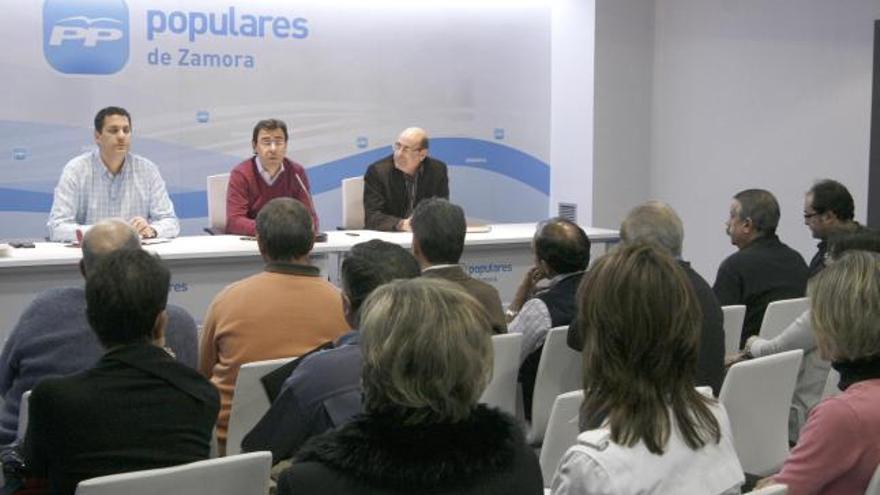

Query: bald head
[620,201,684,257]
[399,127,428,149]
[393,127,430,175]
[81,219,142,274]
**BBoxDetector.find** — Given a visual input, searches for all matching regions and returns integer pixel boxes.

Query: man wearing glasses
[225,119,318,236]
[363,127,449,231]
[803,179,864,277]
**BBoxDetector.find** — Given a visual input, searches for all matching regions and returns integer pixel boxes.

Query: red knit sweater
[225,157,318,235]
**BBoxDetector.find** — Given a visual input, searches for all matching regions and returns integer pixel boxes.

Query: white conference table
[0,223,618,342]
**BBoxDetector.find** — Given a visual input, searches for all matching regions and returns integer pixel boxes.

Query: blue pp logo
[43,0,129,75]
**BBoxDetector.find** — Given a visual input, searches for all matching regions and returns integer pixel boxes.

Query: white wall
[594,0,879,280]
[592,0,654,230]
[550,0,596,225]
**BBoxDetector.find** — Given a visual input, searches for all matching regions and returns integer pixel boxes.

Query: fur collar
[294,405,524,490]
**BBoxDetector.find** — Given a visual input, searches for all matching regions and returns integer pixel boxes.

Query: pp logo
[43,0,129,75]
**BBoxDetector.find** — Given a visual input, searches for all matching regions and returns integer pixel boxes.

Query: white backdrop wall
[594,0,878,281]
[0,0,564,239]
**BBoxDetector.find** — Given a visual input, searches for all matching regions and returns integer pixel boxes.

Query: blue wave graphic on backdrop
[0,138,548,219]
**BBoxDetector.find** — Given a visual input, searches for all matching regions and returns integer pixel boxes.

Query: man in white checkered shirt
[47,106,180,242]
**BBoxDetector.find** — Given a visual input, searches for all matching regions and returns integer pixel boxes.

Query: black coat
[278,405,543,495]
[23,343,219,495]
[363,155,449,231]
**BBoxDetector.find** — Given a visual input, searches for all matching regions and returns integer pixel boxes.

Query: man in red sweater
[225,119,318,235]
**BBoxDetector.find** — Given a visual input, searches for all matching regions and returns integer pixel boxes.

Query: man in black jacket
[713,189,808,348]
[363,127,449,231]
[581,200,726,395]
[22,250,219,495]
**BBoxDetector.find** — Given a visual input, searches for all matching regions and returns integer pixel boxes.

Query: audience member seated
[277,278,543,494]
[225,118,318,236]
[241,239,420,465]
[732,230,880,443]
[21,249,219,495]
[756,250,880,493]
[569,201,725,395]
[411,198,506,334]
[199,197,348,452]
[0,219,198,448]
[803,179,864,277]
[508,218,590,419]
[713,188,808,348]
[551,243,744,494]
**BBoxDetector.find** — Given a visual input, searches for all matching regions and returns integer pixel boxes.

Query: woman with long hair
[552,243,743,494]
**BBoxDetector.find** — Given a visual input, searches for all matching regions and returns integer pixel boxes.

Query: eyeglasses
[392,142,423,153]
[258,138,286,148]
[803,211,821,220]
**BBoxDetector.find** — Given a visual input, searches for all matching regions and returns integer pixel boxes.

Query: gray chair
[205,173,230,235]
[758,298,809,341]
[722,304,746,354]
[75,451,271,495]
[480,333,524,416]
[527,326,581,445]
[720,349,803,476]
[225,357,297,456]
[341,177,365,229]
[538,390,583,487]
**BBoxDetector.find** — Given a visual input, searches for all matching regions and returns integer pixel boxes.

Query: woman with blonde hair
[278,277,543,494]
[758,250,880,493]
[552,243,743,494]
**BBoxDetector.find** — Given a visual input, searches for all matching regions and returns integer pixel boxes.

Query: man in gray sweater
[0,219,198,446]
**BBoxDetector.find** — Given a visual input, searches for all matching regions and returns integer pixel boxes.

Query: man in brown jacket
[412,198,506,334]
[199,198,348,451]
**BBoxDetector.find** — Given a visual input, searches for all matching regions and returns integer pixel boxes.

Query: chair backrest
[480,333,523,416]
[720,349,803,476]
[341,177,365,229]
[75,451,272,495]
[865,463,880,495]
[226,357,297,456]
[207,173,231,234]
[745,483,788,494]
[16,390,31,440]
[528,326,581,444]
[539,390,584,487]
[821,367,840,400]
[758,297,809,341]
[722,305,747,354]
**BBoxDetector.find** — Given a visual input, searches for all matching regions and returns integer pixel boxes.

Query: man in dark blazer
[22,249,219,495]
[412,198,506,334]
[363,127,449,231]
[593,200,725,395]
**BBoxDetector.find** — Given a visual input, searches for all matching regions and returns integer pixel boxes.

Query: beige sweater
[199,262,349,444]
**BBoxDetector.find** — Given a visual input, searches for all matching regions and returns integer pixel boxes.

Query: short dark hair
[411,198,466,264]
[256,198,313,261]
[86,249,169,348]
[94,106,131,133]
[341,240,421,323]
[252,119,289,145]
[809,179,854,221]
[534,218,591,274]
[828,230,880,259]
[733,189,780,235]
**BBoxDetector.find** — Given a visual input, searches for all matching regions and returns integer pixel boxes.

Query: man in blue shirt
[47,106,179,242]
[242,239,420,465]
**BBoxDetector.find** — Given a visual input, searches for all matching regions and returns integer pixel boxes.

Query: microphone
[293,167,319,232]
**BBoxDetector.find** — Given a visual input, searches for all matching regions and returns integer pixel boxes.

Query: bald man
[0,219,198,447]
[363,127,449,231]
